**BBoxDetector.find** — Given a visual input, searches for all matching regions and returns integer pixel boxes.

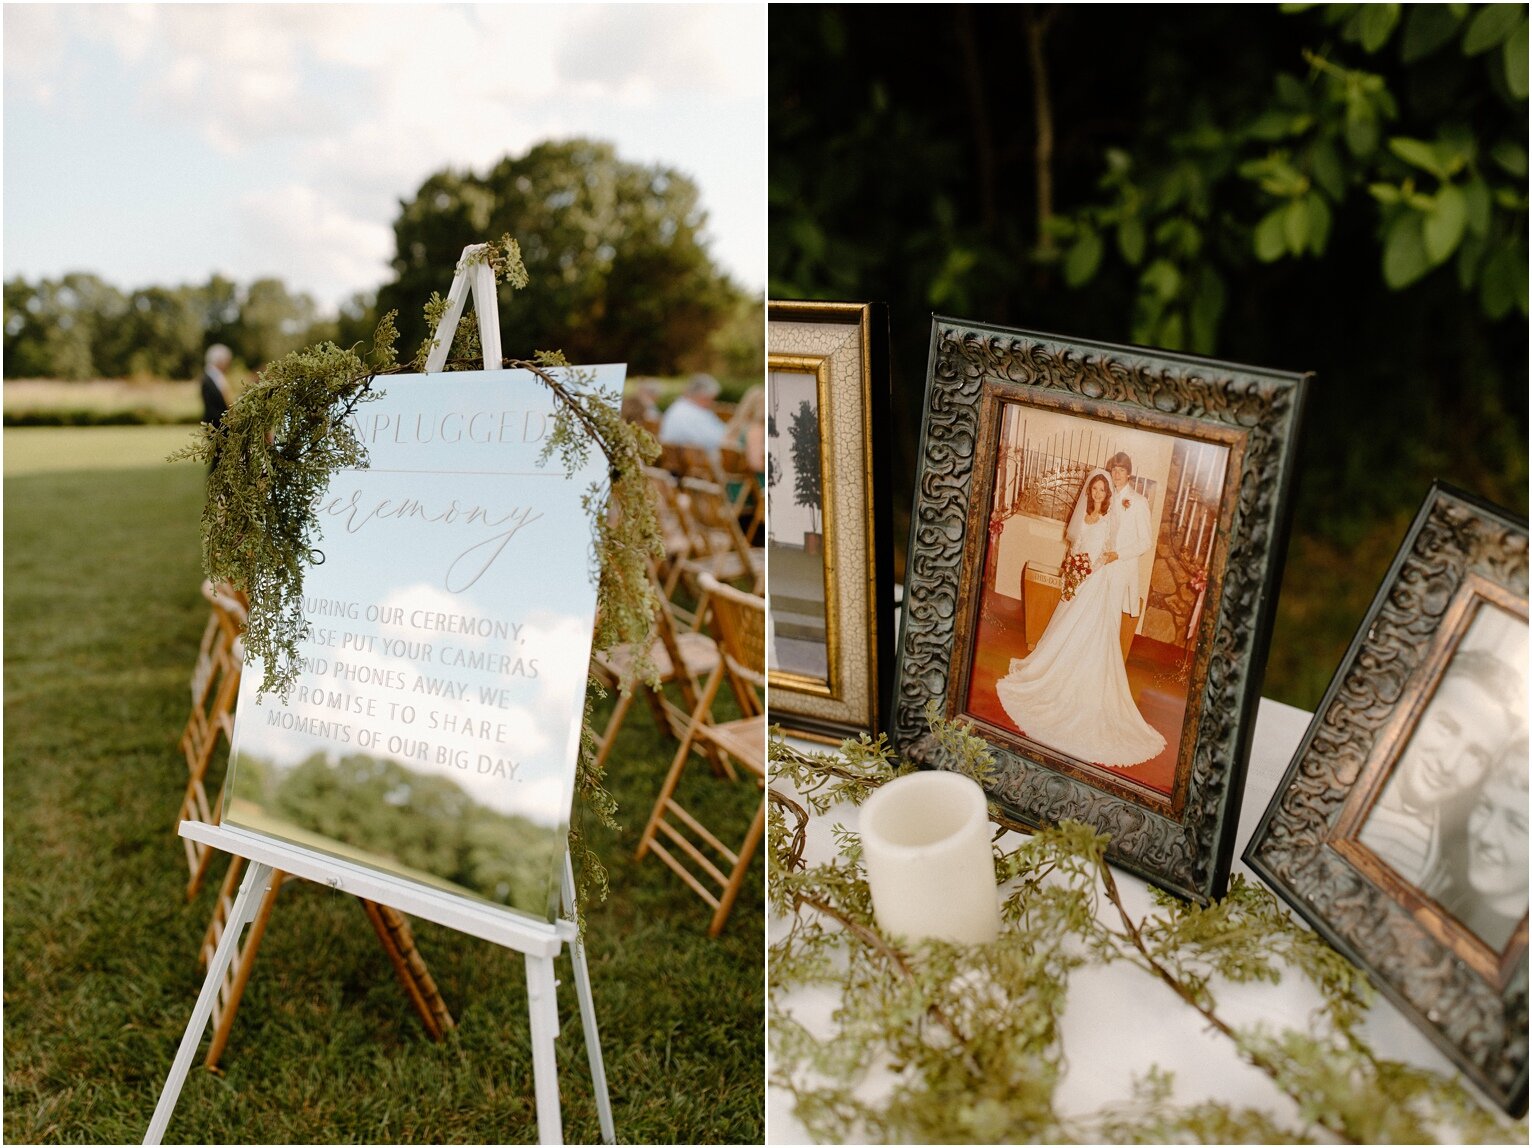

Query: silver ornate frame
[1245,484,1528,1116]
[891,316,1308,904]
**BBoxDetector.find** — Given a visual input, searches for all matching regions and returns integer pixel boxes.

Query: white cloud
[3,6,72,105]
[555,4,764,102]
[237,185,394,305]
[5,3,764,303]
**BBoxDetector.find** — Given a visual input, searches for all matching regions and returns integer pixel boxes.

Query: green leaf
[1479,243,1520,317]
[1402,3,1465,61]
[1306,192,1333,254]
[1463,3,1522,54]
[1275,72,1309,106]
[1463,176,1492,236]
[1358,3,1400,52]
[1423,183,1468,263]
[1153,218,1203,258]
[1345,103,1380,157]
[1283,197,1311,254]
[1368,182,1403,204]
[1388,136,1447,177]
[1063,229,1104,287]
[1382,212,1430,288]
[1491,138,1529,176]
[1118,217,1147,266]
[1157,311,1186,351]
[1248,110,1296,141]
[1253,207,1288,262]
[1505,15,1529,98]
[1141,259,1181,300]
[1310,140,1347,200]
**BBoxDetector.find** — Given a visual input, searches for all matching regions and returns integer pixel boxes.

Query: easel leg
[564,854,615,1144]
[145,861,274,1145]
[525,952,563,1145]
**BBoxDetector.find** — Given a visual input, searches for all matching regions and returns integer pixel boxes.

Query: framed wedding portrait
[891,317,1308,903]
[1246,485,1528,1115]
[766,300,893,741]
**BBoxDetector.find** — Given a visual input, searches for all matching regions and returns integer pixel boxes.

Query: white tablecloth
[767,698,1467,1143]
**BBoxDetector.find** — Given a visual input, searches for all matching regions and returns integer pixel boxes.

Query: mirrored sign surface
[224,366,624,923]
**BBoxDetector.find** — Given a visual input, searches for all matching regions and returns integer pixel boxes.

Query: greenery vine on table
[172,236,664,913]
[768,712,1526,1144]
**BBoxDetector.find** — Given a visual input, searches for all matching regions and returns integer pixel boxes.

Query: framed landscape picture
[890,316,1308,903]
[1246,484,1528,1115]
[766,300,893,741]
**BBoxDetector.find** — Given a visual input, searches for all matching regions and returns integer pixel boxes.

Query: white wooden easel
[146,823,613,1145]
[146,247,615,1145]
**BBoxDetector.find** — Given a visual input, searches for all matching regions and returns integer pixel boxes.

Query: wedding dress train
[994,515,1166,768]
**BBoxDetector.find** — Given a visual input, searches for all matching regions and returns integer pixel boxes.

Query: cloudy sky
[3,3,766,311]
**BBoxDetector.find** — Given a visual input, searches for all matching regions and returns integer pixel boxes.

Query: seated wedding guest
[1358,649,1523,889]
[658,373,728,453]
[1435,735,1528,953]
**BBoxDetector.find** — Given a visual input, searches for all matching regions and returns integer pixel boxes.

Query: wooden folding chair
[676,476,765,600]
[198,859,455,1071]
[179,585,246,899]
[718,445,764,543]
[645,466,696,603]
[636,573,766,936]
[590,566,723,771]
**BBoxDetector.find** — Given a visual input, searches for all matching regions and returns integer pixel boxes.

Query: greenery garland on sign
[173,237,663,913]
[768,713,1526,1144]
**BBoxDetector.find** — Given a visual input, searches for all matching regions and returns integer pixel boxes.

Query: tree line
[5,138,761,383]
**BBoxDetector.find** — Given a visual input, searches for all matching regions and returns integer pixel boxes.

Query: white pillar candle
[859,771,1000,945]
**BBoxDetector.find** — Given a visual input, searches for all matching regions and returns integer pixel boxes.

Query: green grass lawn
[2,427,764,1144]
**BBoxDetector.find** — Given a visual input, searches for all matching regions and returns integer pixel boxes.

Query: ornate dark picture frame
[766,300,894,741]
[1245,484,1529,1116]
[891,316,1308,904]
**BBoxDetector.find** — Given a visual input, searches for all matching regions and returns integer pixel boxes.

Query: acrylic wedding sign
[147,249,619,1145]
[221,363,616,923]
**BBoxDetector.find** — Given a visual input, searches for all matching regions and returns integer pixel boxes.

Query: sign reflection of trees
[789,399,823,534]
[235,751,558,912]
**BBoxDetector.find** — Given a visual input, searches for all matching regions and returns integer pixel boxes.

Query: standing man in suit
[200,343,233,473]
[1100,451,1152,636]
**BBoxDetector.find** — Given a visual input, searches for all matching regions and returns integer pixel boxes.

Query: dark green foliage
[769,728,1526,1143]
[378,139,743,376]
[3,272,326,381]
[3,431,762,1143]
[769,4,1528,709]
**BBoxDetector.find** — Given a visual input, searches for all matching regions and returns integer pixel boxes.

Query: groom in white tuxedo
[1101,451,1151,627]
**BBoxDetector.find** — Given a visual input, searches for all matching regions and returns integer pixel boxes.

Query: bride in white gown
[994,469,1166,768]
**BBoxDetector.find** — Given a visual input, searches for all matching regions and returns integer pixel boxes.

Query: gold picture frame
[766,301,892,740]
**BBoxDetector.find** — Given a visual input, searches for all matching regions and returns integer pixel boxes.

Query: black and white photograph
[1355,603,1529,953]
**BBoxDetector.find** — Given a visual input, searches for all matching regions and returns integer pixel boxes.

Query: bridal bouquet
[1061,552,1092,600]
